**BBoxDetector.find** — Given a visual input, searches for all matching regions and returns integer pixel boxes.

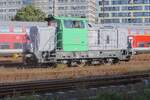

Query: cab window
[64,20,85,28]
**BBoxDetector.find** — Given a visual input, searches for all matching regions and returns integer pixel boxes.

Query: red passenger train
[0,26,29,63]
[128,26,150,53]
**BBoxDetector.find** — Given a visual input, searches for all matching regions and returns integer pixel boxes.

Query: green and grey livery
[28,16,132,66]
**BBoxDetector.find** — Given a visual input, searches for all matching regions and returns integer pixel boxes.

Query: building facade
[32,0,50,14]
[0,0,23,21]
[98,0,150,24]
[32,0,97,23]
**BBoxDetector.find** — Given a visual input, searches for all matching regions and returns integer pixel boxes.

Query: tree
[14,5,46,21]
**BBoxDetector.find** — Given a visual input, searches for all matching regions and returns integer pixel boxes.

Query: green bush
[131,89,150,100]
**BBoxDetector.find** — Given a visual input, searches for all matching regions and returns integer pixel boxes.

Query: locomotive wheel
[23,54,37,66]
[77,62,86,67]
[104,58,120,65]
[66,61,78,67]
[104,58,114,65]
[51,63,57,68]
[113,58,120,64]
[23,58,37,66]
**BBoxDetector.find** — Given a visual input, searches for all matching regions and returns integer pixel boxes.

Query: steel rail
[0,72,150,97]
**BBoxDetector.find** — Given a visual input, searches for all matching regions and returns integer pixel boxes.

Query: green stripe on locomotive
[55,17,88,52]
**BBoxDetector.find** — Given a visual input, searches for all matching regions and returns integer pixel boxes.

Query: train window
[14,27,23,33]
[147,29,150,34]
[138,29,145,35]
[0,26,9,32]
[147,43,150,47]
[14,43,22,49]
[64,20,85,28]
[0,43,10,49]
[138,43,145,47]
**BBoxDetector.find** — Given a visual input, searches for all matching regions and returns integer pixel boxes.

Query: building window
[122,18,142,23]
[133,12,143,16]
[99,13,109,17]
[133,12,150,17]
[0,2,6,6]
[122,6,142,10]
[101,19,120,23]
[99,1,109,5]
[112,12,131,17]
[112,0,128,5]
[133,0,150,4]
[101,7,119,11]
[9,9,16,12]
[145,6,150,10]
[145,18,150,23]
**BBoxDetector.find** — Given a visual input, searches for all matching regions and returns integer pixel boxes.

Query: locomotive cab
[54,17,88,51]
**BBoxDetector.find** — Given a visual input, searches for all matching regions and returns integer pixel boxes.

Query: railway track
[0,72,150,98]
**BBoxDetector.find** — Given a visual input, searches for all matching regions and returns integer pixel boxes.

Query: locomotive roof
[43,16,88,21]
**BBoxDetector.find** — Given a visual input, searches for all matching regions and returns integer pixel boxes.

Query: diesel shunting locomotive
[22,16,132,66]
